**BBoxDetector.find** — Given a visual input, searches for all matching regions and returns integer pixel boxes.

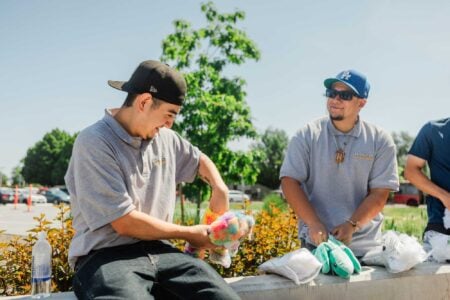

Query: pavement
[0,203,66,237]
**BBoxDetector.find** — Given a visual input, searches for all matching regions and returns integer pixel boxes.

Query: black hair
[122,93,163,109]
[122,93,138,107]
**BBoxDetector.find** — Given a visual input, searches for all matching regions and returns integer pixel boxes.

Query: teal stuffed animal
[313,235,361,279]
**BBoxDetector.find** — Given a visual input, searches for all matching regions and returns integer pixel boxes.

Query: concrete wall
[229,262,450,300]
[3,262,450,300]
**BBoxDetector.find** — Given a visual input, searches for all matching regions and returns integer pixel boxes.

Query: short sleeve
[408,123,433,161]
[67,132,135,231]
[172,132,201,183]
[279,130,310,183]
[368,131,399,191]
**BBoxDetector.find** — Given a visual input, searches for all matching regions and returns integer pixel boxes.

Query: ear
[358,99,367,108]
[134,93,151,112]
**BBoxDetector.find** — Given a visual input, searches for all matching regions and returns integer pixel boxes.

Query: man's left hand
[331,222,355,245]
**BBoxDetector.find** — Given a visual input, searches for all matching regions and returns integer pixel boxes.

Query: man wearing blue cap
[280,70,399,257]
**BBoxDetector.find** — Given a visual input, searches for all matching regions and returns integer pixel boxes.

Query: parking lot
[0,203,66,236]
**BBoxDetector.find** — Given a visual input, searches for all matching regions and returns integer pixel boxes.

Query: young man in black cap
[65,60,240,299]
[280,70,399,258]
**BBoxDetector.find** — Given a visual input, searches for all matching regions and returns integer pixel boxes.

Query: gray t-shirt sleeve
[368,130,399,191]
[279,130,310,183]
[172,132,201,184]
[70,132,136,231]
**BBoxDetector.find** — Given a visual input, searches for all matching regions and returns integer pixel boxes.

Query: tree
[0,171,8,187]
[160,2,261,206]
[11,165,24,186]
[392,131,415,181]
[251,127,289,189]
[22,129,77,186]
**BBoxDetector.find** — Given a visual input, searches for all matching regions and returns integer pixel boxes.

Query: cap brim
[108,80,127,92]
[324,78,360,97]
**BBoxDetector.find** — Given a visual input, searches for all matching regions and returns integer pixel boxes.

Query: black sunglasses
[325,88,358,101]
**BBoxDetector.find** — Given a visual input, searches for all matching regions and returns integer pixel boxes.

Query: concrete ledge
[3,262,450,299]
[229,262,450,300]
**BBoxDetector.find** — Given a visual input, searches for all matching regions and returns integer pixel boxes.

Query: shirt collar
[326,116,362,138]
[103,108,144,149]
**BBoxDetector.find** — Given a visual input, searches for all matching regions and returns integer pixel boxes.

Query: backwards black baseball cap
[108,60,187,106]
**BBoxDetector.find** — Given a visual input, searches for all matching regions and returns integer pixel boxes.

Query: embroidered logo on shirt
[152,157,166,166]
[149,86,158,93]
[353,153,374,161]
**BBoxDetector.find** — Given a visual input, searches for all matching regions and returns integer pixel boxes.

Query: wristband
[346,219,361,231]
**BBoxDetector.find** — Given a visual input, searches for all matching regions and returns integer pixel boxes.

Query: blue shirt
[408,118,450,225]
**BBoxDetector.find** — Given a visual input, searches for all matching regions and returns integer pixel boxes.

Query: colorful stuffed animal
[185,208,255,268]
[184,207,221,260]
[313,235,361,279]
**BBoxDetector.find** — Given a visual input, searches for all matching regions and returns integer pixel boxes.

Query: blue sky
[1,0,450,177]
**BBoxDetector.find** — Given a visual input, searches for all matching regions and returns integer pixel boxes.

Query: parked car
[228,190,250,202]
[392,181,424,207]
[44,188,70,204]
[20,191,47,204]
[0,187,14,205]
[53,185,69,195]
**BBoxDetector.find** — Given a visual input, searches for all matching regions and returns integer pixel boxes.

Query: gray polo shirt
[280,116,399,256]
[65,109,201,268]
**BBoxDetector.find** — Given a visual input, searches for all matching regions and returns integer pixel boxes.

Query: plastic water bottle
[31,231,52,298]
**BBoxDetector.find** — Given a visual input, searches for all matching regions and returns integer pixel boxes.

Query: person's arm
[281,176,327,245]
[197,153,229,215]
[405,154,450,209]
[111,153,229,248]
[111,210,215,249]
[331,188,390,245]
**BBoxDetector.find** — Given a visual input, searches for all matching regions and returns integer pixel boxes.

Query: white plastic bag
[428,231,450,263]
[361,230,427,273]
[359,245,385,266]
[443,209,450,229]
[258,248,322,285]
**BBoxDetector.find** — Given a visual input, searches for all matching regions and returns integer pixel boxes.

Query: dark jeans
[73,240,240,300]
[300,238,317,252]
[424,223,450,236]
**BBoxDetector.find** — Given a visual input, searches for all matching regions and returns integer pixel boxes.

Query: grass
[382,205,427,241]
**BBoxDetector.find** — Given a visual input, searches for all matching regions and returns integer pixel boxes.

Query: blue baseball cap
[324,70,370,98]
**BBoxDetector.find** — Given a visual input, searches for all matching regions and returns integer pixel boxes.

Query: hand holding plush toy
[185,208,255,268]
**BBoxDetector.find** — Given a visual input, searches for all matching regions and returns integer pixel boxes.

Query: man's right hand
[185,224,216,249]
[308,222,328,246]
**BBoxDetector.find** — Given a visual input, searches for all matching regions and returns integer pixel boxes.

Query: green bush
[0,204,429,296]
[0,205,74,296]
[262,194,287,215]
